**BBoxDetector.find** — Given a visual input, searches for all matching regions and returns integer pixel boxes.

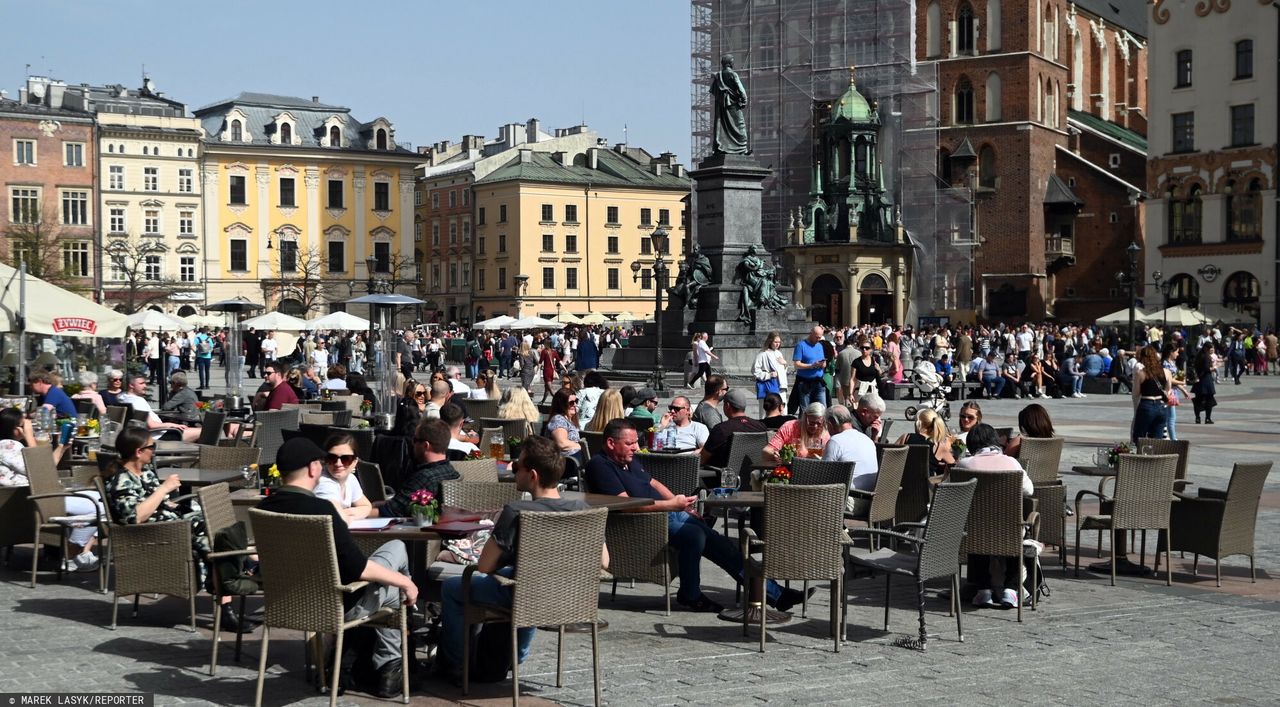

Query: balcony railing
[1046,236,1075,258]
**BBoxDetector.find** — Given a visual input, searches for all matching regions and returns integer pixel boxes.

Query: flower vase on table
[260,464,280,496]
[408,489,440,527]
[750,465,792,491]
[1103,442,1131,469]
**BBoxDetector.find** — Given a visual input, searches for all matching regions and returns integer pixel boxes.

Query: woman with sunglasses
[315,432,372,521]
[544,388,585,466]
[395,379,430,437]
[851,338,882,400]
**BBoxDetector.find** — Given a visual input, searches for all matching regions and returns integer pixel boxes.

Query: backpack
[211,521,260,596]
[197,336,213,355]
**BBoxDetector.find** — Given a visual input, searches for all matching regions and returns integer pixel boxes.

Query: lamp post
[1124,240,1141,348]
[631,225,670,392]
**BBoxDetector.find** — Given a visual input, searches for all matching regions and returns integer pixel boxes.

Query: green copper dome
[832,66,877,123]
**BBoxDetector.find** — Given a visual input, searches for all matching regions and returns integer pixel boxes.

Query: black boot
[219,604,260,633]
[373,659,404,699]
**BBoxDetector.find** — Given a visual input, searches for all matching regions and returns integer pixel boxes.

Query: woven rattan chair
[742,484,848,652]
[300,411,336,427]
[198,482,258,675]
[580,430,605,461]
[95,477,198,632]
[356,462,391,505]
[1019,437,1064,485]
[603,511,673,615]
[452,459,501,483]
[947,467,1037,620]
[198,445,261,473]
[461,507,608,704]
[466,398,500,420]
[1074,453,1178,586]
[845,478,978,650]
[340,427,374,459]
[105,405,130,426]
[720,430,769,482]
[251,409,299,469]
[196,411,226,446]
[249,509,409,707]
[481,417,536,444]
[329,409,352,427]
[888,444,933,524]
[441,480,522,510]
[790,458,854,487]
[848,446,908,547]
[23,446,107,591]
[1137,438,1190,489]
[1155,461,1272,585]
[1018,437,1066,565]
[340,394,366,416]
[641,454,701,496]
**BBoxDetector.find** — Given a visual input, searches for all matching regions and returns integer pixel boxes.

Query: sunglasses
[668,405,686,412]
[414,391,427,398]
[140,444,157,452]
[959,415,978,421]
[861,346,871,350]
[326,453,357,466]
[568,399,579,405]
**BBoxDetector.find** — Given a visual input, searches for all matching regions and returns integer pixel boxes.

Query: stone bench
[1082,376,1119,395]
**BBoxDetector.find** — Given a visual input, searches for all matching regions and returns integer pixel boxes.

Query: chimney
[586,148,599,170]
[526,118,541,143]
[48,81,66,109]
[650,163,665,176]
[553,151,569,166]
[312,96,320,103]
[518,149,533,164]
[673,164,686,178]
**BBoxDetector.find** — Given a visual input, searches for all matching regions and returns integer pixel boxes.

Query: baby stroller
[905,360,951,422]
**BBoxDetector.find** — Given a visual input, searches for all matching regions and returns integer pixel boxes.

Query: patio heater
[204,297,264,411]
[347,293,424,430]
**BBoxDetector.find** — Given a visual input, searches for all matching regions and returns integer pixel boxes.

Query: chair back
[1137,438,1190,483]
[301,411,336,426]
[341,394,366,415]
[252,408,300,469]
[884,443,931,523]
[641,454,701,496]
[603,511,670,586]
[441,480,521,511]
[878,418,894,442]
[946,466,1026,557]
[341,427,374,459]
[356,461,388,504]
[195,482,237,537]
[320,400,347,412]
[296,422,333,449]
[1019,436,1064,485]
[75,399,96,416]
[869,446,908,525]
[482,417,535,443]
[451,458,500,482]
[198,444,261,471]
[789,458,853,487]
[196,411,226,446]
[1220,462,1273,552]
[761,484,846,580]
[329,409,353,427]
[248,509,347,633]
[580,430,605,460]
[466,399,500,420]
[1111,454,1178,531]
[21,446,64,522]
[916,479,978,582]
[105,405,130,426]
[129,408,150,424]
[725,430,769,480]
[508,507,608,629]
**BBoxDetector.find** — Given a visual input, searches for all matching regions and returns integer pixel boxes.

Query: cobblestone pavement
[2,363,1275,705]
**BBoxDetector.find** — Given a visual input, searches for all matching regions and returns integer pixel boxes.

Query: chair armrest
[1171,479,1193,492]
[847,527,923,547]
[1098,476,1116,498]
[29,491,106,524]
[172,493,198,504]
[1197,487,1228,500]
[740,526,763,560]
[847,488,876,499]
[1023,511,1040,541]
[207,548,257,560]
[893,521,927,531]
[339,580,370,593]
[1074,489,1105,518]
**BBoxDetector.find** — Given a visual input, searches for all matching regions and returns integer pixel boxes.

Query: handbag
[756,377,781,398]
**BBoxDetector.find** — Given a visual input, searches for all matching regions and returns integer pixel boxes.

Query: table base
[717,603,792,625]
[1086,558,1152,577]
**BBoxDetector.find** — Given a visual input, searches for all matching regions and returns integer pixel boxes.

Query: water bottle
[666,427,678,451]
[652,429,664,452]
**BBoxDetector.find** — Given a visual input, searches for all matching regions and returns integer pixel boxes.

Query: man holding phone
[793,326,828,407]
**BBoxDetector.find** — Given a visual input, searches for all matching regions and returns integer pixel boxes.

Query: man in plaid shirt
[380,418,459,518]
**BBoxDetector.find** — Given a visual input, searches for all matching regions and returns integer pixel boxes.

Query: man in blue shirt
[29,371,77,418]
[192,327,215,390]
[1082,349,1105,378]
[792,326,828,408]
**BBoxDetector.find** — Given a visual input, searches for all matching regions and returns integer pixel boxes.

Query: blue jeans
[500,352,512,377]
[441,567,535,674]
[794,376,827,409]
[195,357,211,388]
[982,375,1004,398]
[1166,403,1178,440]
[1132,399,1168,444]
[667,511,782,604]
[467,361,479,379]
[167,355,181,376]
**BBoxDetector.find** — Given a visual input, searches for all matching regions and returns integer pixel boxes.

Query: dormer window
[330,126,341,147]
[376,129,388,150]
[271,112,298,146]
[280,123,291,144]
[231,120,242,142]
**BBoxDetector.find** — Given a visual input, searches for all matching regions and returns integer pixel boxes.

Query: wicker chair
[1019,437,1064,485]
[1019,437,1066,565]
[357,462,391,505]
[1155,461,1272,586]
[848,446,909,547]
[251,409,299,469]
[452,459,501,483]
[790,458,854,487]
[340,427,374,459]
[466,398,500,420]
[1074,453,1178,586]
[742,484,848,652]
[329,409,352,427]
[641,454,701,496]
[340,394,366,416]
[461,507,608,704]
[1137,438,1190,490]
[300,411,336,426]
[196,411,226,446]
[198,445,261,473]
[197,482,259,675]
[947,467,1037,620]
[95,477,198,632]
[248,509,409,707]
[845,479,978,650]
[440,480,522,510]
[105,405,130,426]
[482,418,536,443]
[580,430,605,462]
[23,446,107,591]
[888,444,933,524]
[603,511,674,615]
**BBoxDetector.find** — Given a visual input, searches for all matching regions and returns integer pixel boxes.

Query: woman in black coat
[1191,341,1219,424]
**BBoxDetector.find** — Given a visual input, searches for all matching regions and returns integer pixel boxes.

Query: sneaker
[772,586,817,613]
[73,551,100,572]
[971,588,996,608]
[62,559,78,573]
[1079,392,1087,398]
[998,588,1019,609]
[676,595,724,613]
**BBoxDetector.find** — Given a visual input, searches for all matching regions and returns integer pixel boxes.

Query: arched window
[1235,39,1254,79]
[1169,185,1202,244]
[854,137,868,178]
[230,120,242,142]
[957,3,976,55]
[1166,274,1199,308]
[1099,43,1112,119]
[280,123,292,144]
[329,125,341,147]
[1071,31,1084,110]
[985,73,1002,121]
[1044,79,1056,127]
[1223,271,1260,322]
[978,145,997,188]
[1044,3,1057,61]
[986,0,1002,50]
[926,1,941,57]
[1227,178,1262,241]
[142,146,149,155]
[955,77,974,124]
[376,128,388,150]
[108,144,114,153]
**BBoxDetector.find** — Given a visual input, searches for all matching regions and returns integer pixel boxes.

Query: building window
[954,77,974,124]
[565,204,578,223]
[448,222,458,244]
[279,240,298,273]
[108,257,125,281]
[329,125,341,147]
[542,234,554,252]
[328,241,345,273]
[1175,50,1193,88]
[658,208,670,226]
[230,239,247,271]
[431,223,440,246]
[565,234,578,253]
[64,142,83,167]
[432,192,439,209]
[478,207,486,225]
[414,190,423,207]
[448,190,456,208]
[431,265,440,291]
[640,208,652,226]
[179,211,193,236]
[463,221,471,241]
[109,165,124,190]
[478,269,486,291]
[1171,112,1195,153]
[641,269,652,290]
[14,139,35,165]
[144,210,160,235]
[109,208,125,233]
[369,242,389,273]
[607,236,619,253]
[606,205,619,224]
[957,3,976,54]
[11,187,40,224]
[375,129,388,150]
[1235,40,1253,79]
[327,179,343,208]
[280,177,296,207]
[143,167,158,192]
[231,120,243,142]
[144,255,162,281]
[62,241,89,278]
[414,222,423,242]
[566,267,578,290]
[641,237,652,255]
[179,256,196,282]
[498,267,507,291]
[540,204,553,222]
[462,190,469,206]
[374,182,390,211]
[462,265,470,287]
[1168,186,1202,244]
[449,264,458,289]
[498,234,507,253]
[61,190,88,226]
[230,175,247,204]
[985,73,1002,121]
[178,168,193,193]
[926,1,941,56]
[279,123,292,144]
[607,268,619,290]
[499,204,507,222]
[1230,104,1255,146]
[1227,179,1262,241]
[542,267,555,291]
[478,236,486,254]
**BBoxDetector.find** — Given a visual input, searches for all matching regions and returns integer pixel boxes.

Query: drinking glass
[722,467,739,492]
[1141,444,1154,456]
[490,433,505,460]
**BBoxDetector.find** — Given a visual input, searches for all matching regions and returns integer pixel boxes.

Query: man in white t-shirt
[655,395,710,454]
[311,341,330,374]
[260,332,278,363]
[821,404,878,514]
[117,374,201,442]
[445,366,471,398]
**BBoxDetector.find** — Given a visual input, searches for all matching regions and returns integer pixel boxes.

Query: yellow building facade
[195,93,420,319]
[470,147,690,322]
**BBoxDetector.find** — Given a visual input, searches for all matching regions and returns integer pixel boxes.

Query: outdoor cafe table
[697,490,792,625]
[155,467,245,487]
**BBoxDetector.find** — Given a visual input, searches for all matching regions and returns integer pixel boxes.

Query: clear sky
[4,1,693,160]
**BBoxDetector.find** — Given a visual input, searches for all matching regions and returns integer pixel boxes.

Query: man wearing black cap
[626,387,661,428]
[700,388,767,470]
[256,437,417,696]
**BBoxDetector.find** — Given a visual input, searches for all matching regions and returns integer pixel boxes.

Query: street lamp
[1118,240,1141,348]
[631,225,670,392]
